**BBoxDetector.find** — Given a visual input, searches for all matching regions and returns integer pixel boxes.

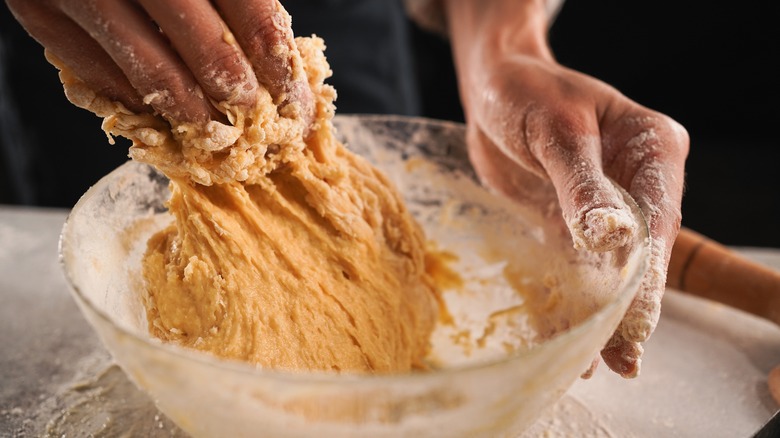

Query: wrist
[444,0,555,113]
[445,0,554,64]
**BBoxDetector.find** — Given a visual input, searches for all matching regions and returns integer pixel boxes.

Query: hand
[6,0,313,125]
[468,57,689,378]
[446,0,689,377]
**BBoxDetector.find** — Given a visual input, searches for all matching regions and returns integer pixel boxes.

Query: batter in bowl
[53,28,439,373]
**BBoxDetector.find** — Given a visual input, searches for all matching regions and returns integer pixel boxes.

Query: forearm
[443,0,554,112]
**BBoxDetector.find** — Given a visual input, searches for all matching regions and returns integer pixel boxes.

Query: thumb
[522,108,638,252]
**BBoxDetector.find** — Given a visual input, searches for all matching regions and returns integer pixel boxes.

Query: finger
[137,0,258,108]
[604,113,689,343]
[213,0,314,120]
[466,126,559,208]
[600,331,643,378]
[60,0,214,123]
[6,1,146,113]
[522,106,638,252]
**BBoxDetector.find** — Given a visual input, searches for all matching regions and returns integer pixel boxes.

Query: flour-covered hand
[6,0,313,126]
[445,0,689,377]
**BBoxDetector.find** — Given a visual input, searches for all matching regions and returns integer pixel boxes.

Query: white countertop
[2,206,779,437]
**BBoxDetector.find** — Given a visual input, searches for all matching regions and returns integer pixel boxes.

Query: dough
[54,32,438,373]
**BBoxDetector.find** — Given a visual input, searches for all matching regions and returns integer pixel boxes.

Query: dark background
[415,1,780,248]
[548,1,780,248]
[2,1,778,247]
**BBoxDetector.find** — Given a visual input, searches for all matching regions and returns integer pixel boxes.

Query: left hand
[445,0,689,377]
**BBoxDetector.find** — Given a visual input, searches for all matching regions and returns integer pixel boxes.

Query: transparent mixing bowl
[60,115,650,437]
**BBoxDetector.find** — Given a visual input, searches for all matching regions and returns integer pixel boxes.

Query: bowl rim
[59,113,651,386]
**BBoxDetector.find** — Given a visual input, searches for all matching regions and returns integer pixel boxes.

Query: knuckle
[242,13,289,59]
[523,105,568,151]
[240,13,293,90]
[653,113,690,158]
[193,47,254,101]
[614,112,689,172]
[140,67,203,120]
[645,186,683,235]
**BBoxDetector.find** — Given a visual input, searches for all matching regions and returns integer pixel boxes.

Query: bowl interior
[60,114,649,437]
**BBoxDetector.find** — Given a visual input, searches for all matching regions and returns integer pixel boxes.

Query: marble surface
[2,206,780,437]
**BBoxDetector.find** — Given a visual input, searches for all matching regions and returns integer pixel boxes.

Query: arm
[444,0,689,377]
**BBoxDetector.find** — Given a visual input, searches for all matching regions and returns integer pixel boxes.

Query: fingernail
[601,333,643,378]
[620,355,641,378]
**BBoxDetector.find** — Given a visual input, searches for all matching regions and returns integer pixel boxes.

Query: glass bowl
[60,114,649,437]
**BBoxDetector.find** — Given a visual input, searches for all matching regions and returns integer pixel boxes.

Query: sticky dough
[54,35,438,373]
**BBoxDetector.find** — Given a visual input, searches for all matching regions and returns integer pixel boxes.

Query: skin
[444,0,689,377]
[6,0,689,377]
[5,0,312,124]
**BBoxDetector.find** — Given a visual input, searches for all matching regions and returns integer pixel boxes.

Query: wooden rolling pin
[668,227,780,325]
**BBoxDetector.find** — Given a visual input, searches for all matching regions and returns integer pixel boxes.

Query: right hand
[6,0,314,125]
